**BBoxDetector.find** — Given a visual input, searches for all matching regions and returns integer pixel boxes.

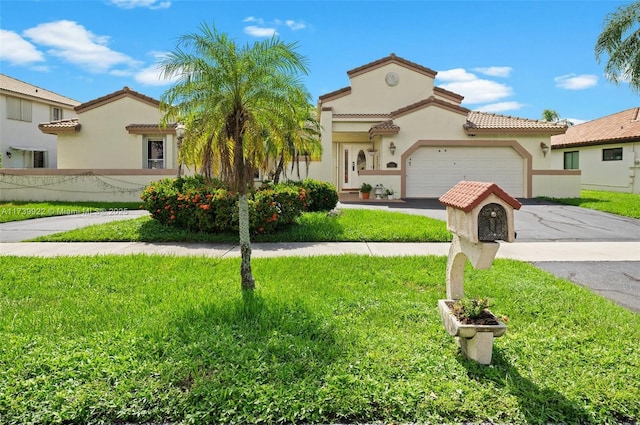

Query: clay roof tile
[439,181,522,212]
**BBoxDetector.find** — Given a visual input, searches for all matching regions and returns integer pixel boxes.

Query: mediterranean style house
[18,53,583,202]
[0,74,79,168]
[310,54,578,199]
[38,86,180,170]
[551,107,640,194]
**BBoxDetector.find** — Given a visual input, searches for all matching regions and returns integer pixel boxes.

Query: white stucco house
[550,107,640,194]
[309,54,578,199]
[38,86,180,170]
[1,74,80,168]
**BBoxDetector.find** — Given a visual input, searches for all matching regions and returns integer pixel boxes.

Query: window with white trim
[6,96,32,122]
[146,138,164,169]
[51,106,63,121]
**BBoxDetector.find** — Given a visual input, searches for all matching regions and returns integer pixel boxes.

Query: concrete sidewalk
[1,240,639,261]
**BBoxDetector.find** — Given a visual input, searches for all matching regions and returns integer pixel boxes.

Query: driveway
[340,198,640,312]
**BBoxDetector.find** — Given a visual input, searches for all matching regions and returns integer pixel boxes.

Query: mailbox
[439,181,521,243]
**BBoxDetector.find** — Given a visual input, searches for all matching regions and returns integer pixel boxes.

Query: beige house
[551,107,640,194]
[1,74,80,168]
[311,54,579,199]
[39,86,180,170]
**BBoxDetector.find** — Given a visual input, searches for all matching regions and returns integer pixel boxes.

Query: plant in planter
[384,188,395,200]
[359,182,372,199]
[438,297,506,364]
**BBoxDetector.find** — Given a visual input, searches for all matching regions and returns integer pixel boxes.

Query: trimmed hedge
[141,177,324,234]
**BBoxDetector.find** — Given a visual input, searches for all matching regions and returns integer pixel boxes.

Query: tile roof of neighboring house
[75,86,160,113]
[38,118,81,134]
[0,74,80,107]
[347,53,438,78]
[550,107,640,148]
[439,181,522,213]
[465,111,568,135]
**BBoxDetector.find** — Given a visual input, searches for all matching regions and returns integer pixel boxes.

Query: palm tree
[595,1,640,93]
[160,23,312,291]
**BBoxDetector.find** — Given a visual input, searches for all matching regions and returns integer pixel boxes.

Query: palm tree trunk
[238,192,255,290]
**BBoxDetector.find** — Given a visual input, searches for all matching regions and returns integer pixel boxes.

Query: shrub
[299,179,338,212]
[141,177,307,235]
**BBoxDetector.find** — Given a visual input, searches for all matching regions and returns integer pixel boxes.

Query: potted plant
[384,188,395,200]
[438,298,507,364]
[359,182,372,199]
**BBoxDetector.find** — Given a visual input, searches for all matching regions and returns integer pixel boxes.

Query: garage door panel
[406,146,524,198]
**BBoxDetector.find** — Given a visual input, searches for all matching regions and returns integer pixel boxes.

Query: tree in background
[595,1,640,93]
[160,23,313,291]
[542,109,573,126]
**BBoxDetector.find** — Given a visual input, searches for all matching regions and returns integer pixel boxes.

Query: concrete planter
[438,299,506,364]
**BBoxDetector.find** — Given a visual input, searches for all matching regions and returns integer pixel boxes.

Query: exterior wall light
[540,142,549,157]
[389,141,396,155]
[5,151,11,158]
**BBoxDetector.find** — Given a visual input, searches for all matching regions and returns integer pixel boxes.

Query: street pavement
[1,199,639,312]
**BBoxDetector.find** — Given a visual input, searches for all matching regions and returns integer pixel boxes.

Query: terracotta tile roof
[369,120,400,137]
[392,96,469,118]
[550,107,640,148]
[465,111,567,135]
[125,123,175,135]
[439,181,522,213]
[38,118,81,134]
[1,73,80,107]
[75,86,159,113]
[347,53,438,78]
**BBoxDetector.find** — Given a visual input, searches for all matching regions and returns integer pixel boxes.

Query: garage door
[405,146,524,198]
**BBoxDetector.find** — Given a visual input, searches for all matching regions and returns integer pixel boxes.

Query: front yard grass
[1,255,638,424]
[544,190,640,219]
[32,209,452,243]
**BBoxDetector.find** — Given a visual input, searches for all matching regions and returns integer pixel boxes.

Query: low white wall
[0,169,178,202]
[532,171,581,198]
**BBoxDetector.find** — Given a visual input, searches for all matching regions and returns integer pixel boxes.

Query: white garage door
[405,146,524,198]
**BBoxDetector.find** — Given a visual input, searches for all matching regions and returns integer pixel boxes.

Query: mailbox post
[438,181,521,364]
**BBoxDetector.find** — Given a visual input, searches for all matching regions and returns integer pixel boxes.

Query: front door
[341,144,367,190]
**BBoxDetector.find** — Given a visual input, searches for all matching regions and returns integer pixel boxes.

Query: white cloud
[23,20,140,73]
[243,16,307,37]
[436,68,477,82]
[243,25,278,37]
[474,66,512,78]
[286,20,306,30]
[109,0,171,9]
[476,101,525,113]
[554,74,598,90]
[134,51,179,86]
[0,29,45,65]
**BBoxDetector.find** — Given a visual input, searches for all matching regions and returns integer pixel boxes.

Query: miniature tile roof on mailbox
[439,181,522,213]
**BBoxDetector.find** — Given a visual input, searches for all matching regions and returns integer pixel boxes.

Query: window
[51,107,63,121]
[33,151,45,168]
[6,96,32,122]
[147,139,164,169]
[603,147,623,161]
[564,151,579,169]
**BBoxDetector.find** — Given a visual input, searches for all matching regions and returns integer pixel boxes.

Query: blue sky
[1,0,638,123]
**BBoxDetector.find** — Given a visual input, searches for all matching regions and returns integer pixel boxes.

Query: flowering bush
[141,176,307,234]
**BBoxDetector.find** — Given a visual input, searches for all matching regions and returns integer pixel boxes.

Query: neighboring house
[550,107,640,194]
[39,86,180,170]
[0,74,80,168]
[310,54,578,198]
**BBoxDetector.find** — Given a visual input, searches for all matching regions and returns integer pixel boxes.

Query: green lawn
[0,201,140,223]
[32,209,452,243]
[1,255,638,424]
[544,190,640,219]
